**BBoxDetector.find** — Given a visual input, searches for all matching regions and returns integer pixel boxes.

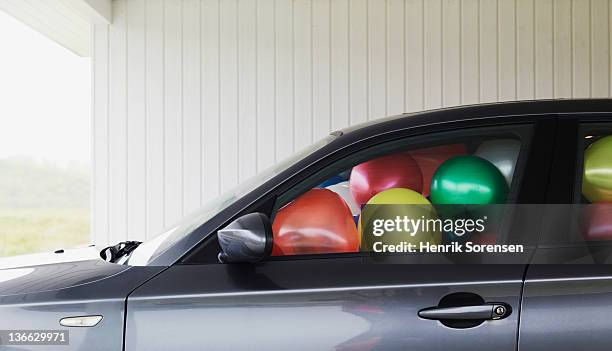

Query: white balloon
[326,181,361,216]
[475,139,521,186]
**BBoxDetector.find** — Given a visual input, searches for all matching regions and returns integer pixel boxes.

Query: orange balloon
[408,144,467,197]
[272,188,360,256]
[350,153,423,207]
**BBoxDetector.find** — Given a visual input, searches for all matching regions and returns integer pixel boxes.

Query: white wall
[92,0,612,246]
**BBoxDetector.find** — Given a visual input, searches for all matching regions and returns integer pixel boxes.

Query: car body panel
[520,265,612,351]
[0,260,164,350]
[0,260,128,297]
[126,260,525,351]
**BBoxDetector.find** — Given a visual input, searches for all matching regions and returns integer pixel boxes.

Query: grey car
[1,99,612,350]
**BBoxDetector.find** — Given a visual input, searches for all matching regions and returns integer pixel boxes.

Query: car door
[125,118,553,351]
[520,118,612,350]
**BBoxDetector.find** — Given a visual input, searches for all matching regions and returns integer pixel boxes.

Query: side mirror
[217,213,273,263]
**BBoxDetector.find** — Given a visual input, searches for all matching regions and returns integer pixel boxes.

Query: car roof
[336,98,612,137]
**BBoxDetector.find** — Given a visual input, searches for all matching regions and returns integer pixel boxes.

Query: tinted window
[537,123,612,246]
[577,125,612,243]
[270,125,531,257]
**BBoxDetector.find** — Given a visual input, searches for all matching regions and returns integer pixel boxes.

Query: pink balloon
[349,153,423,207]
[584,203,612,241]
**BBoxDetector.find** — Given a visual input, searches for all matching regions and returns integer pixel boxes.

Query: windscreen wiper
[100,241,142,263]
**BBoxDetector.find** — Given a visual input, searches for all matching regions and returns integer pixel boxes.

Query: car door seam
[122,266,171,351]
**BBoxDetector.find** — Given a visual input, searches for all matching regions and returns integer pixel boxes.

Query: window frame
[180,116,552,265]
[535,115,612,248]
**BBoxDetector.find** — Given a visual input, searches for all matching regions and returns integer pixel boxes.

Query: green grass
[0,208,90,257]
[0,158,90,257]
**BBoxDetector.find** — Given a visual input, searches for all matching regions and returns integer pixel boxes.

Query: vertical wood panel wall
[92,0,612,245]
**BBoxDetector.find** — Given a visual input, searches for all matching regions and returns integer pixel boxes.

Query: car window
[270,125,531,257]
[575,124,612,243]
[534,122,612,247]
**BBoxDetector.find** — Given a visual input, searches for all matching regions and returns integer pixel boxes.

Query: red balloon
[583,203,612,241]
[470,232,497,245]
[349,153,423,207]
[272,188,359,256]
[408,144,467,197]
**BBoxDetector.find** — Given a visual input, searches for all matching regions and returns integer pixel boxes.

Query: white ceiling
[0,0,110,57]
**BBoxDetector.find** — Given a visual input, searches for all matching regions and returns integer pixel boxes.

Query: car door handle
[418,303,510,321]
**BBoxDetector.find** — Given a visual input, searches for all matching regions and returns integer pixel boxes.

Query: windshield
[127,134,337,266]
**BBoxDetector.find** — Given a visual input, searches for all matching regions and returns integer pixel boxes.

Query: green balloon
[430,155,509,205]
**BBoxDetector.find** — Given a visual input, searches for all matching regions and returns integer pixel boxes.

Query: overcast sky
[0,10,90,163]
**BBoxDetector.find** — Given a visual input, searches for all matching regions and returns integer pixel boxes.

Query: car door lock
[492,304,508,319]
